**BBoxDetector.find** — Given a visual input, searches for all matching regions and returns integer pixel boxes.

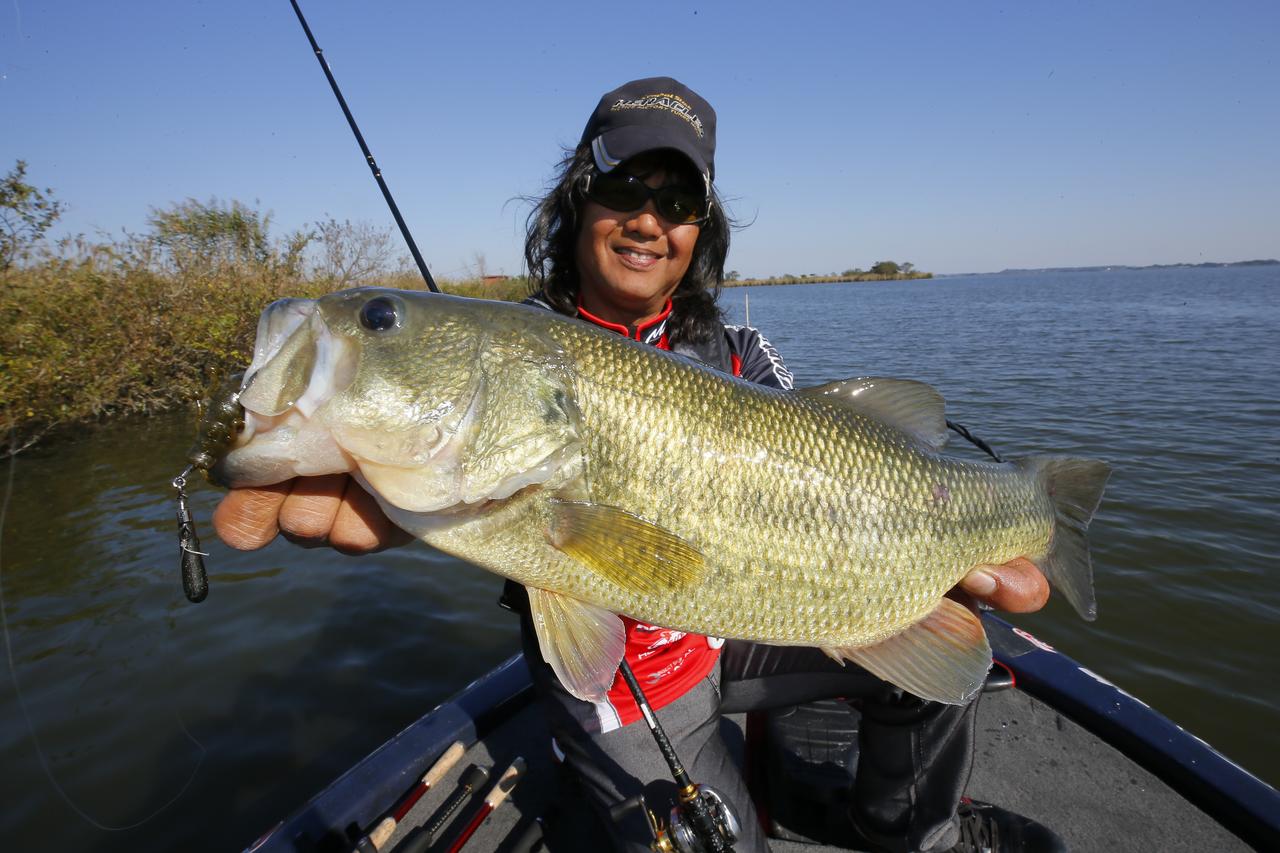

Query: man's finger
[960,557,1050,613]
[329,477,409,554]
[212,482,293,550]
[278,474,349,543]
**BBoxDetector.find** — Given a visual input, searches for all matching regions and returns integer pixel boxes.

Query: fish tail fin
[1022,456,1112,621]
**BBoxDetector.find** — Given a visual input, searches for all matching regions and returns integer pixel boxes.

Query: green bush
[0,212,530,456]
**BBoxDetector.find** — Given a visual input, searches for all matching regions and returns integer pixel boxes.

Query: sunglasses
[582,171,710,225]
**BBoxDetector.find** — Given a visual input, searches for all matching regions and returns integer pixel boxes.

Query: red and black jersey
[506,293,793,730]
[522,292,793,389]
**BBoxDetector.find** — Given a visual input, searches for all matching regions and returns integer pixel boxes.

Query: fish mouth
[239,299,347,423]
[208,298,355,487]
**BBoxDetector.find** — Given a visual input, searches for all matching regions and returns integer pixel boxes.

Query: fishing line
[0,424,207,831]
[288,0,441,294]
[946,419,1005,463]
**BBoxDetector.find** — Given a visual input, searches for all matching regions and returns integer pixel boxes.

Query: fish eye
[359,296,400,332]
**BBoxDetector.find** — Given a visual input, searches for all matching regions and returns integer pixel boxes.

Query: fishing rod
[352,740,466,852]
[395,763,491,852]
[617,660,739,853]
[445,757,526,853]
[170,0,450,599]
[179,8,740,848]
[946,419,1005,463]
[280,11,735,845]
[287,0,440,294]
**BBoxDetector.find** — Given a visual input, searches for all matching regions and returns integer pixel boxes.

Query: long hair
[524,146,730,344]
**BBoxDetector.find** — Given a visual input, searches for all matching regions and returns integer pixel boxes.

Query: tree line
[726,260,929,287]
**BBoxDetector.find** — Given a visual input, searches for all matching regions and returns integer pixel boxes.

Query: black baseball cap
[580,76,717,182]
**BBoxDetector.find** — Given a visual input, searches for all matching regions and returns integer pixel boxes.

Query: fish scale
[204,288,1109,703]
[478,313,1051,645]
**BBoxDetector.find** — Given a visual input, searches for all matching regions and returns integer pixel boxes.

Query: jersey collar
[575,298,673,346]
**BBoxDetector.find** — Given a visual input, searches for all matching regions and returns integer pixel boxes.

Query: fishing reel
[618,786,741,853]
[664,785,740,853]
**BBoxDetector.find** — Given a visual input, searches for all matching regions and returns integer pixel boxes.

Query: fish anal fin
[797,377,948,450]
[548,501,705,596]
[821,598,991,704]
[527,587,625,702]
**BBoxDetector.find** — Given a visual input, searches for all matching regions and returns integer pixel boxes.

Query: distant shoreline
[941,259,1278,277]
[725,272,933,287]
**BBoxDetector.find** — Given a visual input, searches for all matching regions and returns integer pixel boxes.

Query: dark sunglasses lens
[587,173,707,223]
[587,174,648,212]
[655,189,707,224]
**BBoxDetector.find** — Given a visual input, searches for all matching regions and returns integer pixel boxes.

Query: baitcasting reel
[664,785,741,853]
[617,786,741,853]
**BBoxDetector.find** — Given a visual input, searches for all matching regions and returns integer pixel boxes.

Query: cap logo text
[610,93,704,138]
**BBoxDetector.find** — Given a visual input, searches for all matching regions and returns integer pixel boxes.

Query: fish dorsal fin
[821,598,991,704]
[526,587,625,702]
[548,501,706,596]
[799,377,949,450]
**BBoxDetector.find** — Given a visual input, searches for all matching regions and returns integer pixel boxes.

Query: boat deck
[378,685,1249,852]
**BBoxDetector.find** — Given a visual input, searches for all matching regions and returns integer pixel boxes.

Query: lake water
[1,266,1277,851]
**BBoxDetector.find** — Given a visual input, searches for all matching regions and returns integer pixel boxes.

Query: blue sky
[3,1,1276,277]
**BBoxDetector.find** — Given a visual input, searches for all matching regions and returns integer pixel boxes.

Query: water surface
[1,265,1276,851]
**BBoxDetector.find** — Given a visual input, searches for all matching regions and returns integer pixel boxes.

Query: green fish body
[202,288,1110,704]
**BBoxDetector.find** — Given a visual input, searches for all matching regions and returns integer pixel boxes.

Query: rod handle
[366,817,395,850]
[423,741,466,787]
[484,757,527,808]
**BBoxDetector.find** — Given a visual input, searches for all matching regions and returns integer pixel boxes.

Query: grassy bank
[0,259,527,457]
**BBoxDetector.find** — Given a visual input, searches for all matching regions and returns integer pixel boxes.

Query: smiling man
[213,77,1062,853]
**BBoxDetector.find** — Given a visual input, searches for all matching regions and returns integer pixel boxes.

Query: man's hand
[957,558,1050,613]
[212,474,411,554]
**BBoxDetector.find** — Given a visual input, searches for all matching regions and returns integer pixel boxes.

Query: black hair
[524,145,729,344]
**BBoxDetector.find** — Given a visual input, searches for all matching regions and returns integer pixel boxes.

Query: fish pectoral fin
[821,598,991,704]
[547,501,706,596]
[797,377,949,450]
[527,587,625,702]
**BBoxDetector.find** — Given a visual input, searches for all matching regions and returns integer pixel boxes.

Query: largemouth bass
[196,288,1110,705]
